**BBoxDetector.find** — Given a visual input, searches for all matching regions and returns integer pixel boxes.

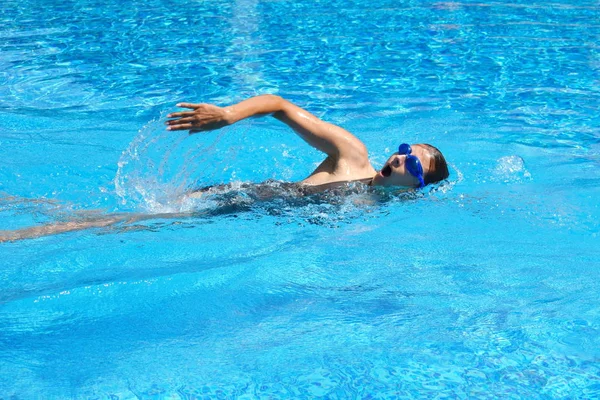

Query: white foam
[493,155,532,183]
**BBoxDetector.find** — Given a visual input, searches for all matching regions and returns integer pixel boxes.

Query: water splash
[114,112,232,213]
[492,155,532,183]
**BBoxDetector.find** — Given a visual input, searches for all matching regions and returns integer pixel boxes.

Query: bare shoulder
[301,154,377,186]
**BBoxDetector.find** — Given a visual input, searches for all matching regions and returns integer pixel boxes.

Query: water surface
[1,0,599,397]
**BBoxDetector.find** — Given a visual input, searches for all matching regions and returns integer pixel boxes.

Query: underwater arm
[166,95,369,162]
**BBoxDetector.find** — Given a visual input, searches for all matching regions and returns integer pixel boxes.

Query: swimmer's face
[371,144,433,187]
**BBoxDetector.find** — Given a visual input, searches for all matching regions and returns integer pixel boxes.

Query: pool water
[1,0,600,397]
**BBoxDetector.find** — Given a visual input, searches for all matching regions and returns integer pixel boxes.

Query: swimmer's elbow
[353,142,371,167]
[259,94,286,110]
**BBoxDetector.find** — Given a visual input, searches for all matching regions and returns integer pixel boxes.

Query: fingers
[167,123,193,131]
[166,116,195,131]
[166,117,193,126]
[167,111,194,118]
[166,102,210,131]
[176,102,202,109]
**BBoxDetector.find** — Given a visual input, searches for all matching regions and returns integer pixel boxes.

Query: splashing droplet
[493,156,532,183]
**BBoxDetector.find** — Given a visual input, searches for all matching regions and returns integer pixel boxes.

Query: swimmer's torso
[190,177,374,200]
[191,154,377,199]
[298,154,377,188]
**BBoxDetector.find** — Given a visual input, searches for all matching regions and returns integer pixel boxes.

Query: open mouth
[381,165,392,177]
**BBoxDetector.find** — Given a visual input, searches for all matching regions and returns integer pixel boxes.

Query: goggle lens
[398,143,412,155]
[398,143,425,188]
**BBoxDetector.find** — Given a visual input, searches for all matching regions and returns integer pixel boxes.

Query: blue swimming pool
[1,0,600,397]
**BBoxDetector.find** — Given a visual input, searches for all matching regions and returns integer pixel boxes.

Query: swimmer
[0,95,448,242]
[167,95,449,191]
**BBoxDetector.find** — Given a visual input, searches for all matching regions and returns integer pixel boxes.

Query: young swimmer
[0,95,449,242]
[166,95,449,191]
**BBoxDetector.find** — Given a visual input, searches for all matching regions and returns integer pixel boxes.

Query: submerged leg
[0,190,204,243]
[0,211,192,243]
[0,214,129,243]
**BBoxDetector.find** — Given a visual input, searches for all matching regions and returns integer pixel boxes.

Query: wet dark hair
[422,144,449,185]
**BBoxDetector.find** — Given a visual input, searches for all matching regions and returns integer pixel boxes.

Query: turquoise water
[1,0,600,397]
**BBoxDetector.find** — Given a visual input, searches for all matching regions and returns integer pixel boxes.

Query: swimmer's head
[371,143,449,188]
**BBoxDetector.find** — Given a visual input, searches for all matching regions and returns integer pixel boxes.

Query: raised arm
[166,95,369,163]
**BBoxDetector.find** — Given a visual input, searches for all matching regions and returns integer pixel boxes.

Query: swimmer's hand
[166,103,232,133]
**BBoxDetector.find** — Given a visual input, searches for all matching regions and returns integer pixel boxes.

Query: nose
[391,155,404,167]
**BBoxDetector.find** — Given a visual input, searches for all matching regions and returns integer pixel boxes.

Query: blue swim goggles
[398,143,425,188]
